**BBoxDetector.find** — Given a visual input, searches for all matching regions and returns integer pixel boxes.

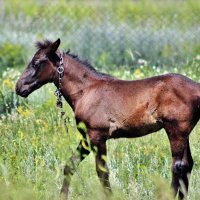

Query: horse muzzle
[16,79,40,98]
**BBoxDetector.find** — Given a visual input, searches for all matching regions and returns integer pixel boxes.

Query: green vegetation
[0,0,200,199]
[0,0,199,72]
[0,68,27,114]
[0,59,200,199]
[3,0,200,25]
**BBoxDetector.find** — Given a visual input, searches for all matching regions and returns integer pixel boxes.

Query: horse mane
[35,39,114,79]
[65,50,97,72]
[65,50,114,79]
[35,39,52,50]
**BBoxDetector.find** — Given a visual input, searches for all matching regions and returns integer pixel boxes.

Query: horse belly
[109,121,163,139]
[109,110,163,139]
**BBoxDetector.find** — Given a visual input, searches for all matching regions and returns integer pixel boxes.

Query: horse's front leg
[89,129,111,193]
[61,127,91,197]
[95,143,111,190]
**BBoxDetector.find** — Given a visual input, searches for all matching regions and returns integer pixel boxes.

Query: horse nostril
[16,80,22,94]
[16,87,20,95]
[16,86,19,95]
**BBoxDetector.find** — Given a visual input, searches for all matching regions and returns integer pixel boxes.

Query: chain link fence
[0,0,200,70]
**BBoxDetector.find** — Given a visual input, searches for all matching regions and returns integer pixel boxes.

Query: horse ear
[48,38,61,53]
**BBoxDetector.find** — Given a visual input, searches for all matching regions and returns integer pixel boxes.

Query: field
[0,0,200,200]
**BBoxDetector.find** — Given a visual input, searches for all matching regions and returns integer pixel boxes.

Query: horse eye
[34,61,45,68]
[34,63,40,68]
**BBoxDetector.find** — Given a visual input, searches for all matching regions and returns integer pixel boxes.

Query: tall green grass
[0,60,200,199]
[0,0,200,199]
[0,0,199,71]
[2,0,200,25]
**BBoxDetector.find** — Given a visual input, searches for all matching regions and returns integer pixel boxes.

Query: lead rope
[54,53,84,185]
[54,53,68,135]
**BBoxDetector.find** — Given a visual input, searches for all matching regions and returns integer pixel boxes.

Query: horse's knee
[173,160,191,177]
[63,164,73,176]
[172,159,194,199]
[61,153,83,195]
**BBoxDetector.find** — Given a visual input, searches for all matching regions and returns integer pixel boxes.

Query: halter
[54,52,84,184]
[54,52,65,118]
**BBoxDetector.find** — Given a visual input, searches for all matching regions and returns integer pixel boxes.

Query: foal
[16,39,200,199]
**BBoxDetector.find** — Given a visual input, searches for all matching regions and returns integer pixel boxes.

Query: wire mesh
[0,0,199,68]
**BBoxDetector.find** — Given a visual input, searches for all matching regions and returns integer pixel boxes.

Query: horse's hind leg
[167,131,193,199]
[95,142,111,192]
[61,128,90,197]
[178,139,194,199]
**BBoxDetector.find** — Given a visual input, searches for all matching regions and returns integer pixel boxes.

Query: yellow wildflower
[17,106,31,117]
[23,109,31,117]
[4,79,12,89]
[32,136,37,146]
[10,154,16,161]
[36,119,48,129]
[40,160,45,167]
[18,131,25,140]
[17,106,23,115]
[134,69,143,78]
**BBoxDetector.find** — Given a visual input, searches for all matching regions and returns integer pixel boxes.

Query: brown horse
[16,38,200,199]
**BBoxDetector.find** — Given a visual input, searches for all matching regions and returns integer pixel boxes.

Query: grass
[0,0,200,199]
[2,0,200,25]
[1,60,200,199]
[1,103,200,200]
[0,0,199,70]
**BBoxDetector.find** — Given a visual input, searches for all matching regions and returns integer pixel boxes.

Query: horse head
[16,38,61,97]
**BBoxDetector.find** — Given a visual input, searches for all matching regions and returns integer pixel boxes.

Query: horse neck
[56,54,98,108]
